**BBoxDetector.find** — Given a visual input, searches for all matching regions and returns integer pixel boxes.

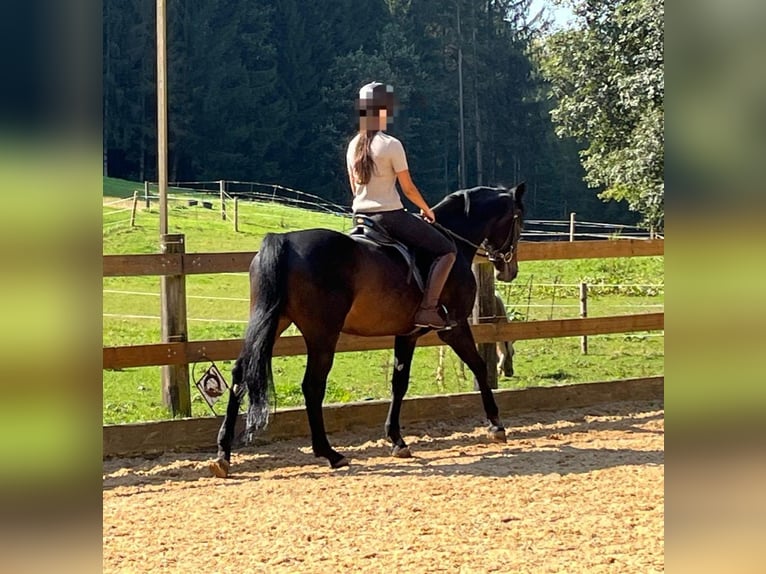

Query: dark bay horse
[210,183,525,477]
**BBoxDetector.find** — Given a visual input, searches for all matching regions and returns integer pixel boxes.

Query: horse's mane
[433,185,509,220]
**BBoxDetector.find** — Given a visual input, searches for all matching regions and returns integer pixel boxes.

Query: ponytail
[353,130,378,185]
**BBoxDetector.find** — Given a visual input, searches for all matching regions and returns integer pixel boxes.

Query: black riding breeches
[357,209,455,258]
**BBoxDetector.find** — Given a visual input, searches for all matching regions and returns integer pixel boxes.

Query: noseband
[482,213,520,264]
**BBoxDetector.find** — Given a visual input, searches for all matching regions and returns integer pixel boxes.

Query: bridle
[482,213,521,264]
[432,211,521,264]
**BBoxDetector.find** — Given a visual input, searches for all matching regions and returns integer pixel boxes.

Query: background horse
[211,183,525,477]
[493,293,515,377]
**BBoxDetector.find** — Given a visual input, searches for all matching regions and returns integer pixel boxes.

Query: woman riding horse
[347,82,456,329]
[209,84,526,478]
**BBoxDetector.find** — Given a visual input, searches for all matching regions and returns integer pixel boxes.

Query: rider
[346,81,457,329]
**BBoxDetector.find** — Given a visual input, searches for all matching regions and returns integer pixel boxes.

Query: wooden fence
[104,238,663,402]
[103,238,663,456]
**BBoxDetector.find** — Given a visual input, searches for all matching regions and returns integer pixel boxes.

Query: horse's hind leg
[302,341,348,468]
[438,322,507,442]
[384,335,418,458]
[210,317,292,478]
[210,358,245,478]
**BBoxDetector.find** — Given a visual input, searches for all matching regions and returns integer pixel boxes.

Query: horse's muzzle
[495,261,518,282]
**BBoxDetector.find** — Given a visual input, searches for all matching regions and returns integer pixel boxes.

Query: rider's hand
[420,207,436,223]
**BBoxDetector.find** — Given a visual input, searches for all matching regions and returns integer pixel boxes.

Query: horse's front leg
[439,322,507,442]
[496,340,515,377]
[384,335,419,457]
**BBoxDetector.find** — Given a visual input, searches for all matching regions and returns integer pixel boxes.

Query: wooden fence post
[219,180,226,221]
[580,282,588,354]
[160,233,191,417]
[436,346,445,391]
[569,212,576,242]
[144,181,150,209]
[233,197,239,232]
[472,261,498,389]
[130,190,139,227]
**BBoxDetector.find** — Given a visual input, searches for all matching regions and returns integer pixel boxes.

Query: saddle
[348,215,425,292]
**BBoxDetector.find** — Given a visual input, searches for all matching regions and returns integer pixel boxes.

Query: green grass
[103,176,664,424]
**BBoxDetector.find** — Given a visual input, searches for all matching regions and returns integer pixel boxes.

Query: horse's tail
[236,232,289,438]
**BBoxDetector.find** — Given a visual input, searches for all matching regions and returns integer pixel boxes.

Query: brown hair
[352,128,379,185]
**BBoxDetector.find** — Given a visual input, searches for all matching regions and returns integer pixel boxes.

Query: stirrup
[413,306,455,330]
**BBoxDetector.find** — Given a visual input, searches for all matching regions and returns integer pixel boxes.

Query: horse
[493,293,515,377]
[210,183,525,477]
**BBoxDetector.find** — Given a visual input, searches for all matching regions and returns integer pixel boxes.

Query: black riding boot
[414,252,456,329]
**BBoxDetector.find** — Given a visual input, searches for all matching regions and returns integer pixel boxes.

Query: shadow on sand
[103,399,663,491]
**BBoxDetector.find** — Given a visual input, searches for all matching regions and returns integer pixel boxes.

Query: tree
[103,0,156,181]
[539,0,664,228]
[167,0,285,181]
[103,0,634,224]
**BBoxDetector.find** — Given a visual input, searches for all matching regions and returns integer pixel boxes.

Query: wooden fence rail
[103,239,664,277]
[103,312,664,370]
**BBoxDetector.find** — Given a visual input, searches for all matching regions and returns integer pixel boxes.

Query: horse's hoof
[209,457,230,478]
[488,427,507,442]
[330,456,350,469]
[392,445,412,458]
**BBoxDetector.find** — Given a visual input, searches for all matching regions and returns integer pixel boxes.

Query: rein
[432,214,519,264]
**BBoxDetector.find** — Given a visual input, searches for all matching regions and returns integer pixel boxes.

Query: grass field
[103,177,664,424]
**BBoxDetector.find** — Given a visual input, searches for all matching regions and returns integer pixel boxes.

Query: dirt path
[103,400,664,573]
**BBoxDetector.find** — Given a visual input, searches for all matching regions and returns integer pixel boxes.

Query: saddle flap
[349,215,398,245]
[348,216,424,292]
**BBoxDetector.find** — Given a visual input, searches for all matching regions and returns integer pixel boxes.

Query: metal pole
[457,1,466,189]
[156,0,168,236]
[569,212,576,242]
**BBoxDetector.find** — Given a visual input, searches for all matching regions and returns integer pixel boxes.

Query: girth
[348,215,424,292]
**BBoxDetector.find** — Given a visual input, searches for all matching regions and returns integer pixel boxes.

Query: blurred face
[358,107,390,131]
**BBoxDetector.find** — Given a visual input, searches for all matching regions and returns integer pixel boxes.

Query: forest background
[103,0,664,228]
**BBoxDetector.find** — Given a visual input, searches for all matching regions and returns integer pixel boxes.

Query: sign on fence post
[160,233,191,417]
[472,261,498,389]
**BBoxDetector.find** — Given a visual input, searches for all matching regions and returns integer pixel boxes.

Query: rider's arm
[396,169,436,222]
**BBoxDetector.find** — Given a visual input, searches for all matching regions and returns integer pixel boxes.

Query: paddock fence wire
[104,180,663,239]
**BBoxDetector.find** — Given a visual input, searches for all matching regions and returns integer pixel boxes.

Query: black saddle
[348,215,424,292]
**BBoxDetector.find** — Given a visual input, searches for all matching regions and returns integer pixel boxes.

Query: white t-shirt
[346,131,408,213]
